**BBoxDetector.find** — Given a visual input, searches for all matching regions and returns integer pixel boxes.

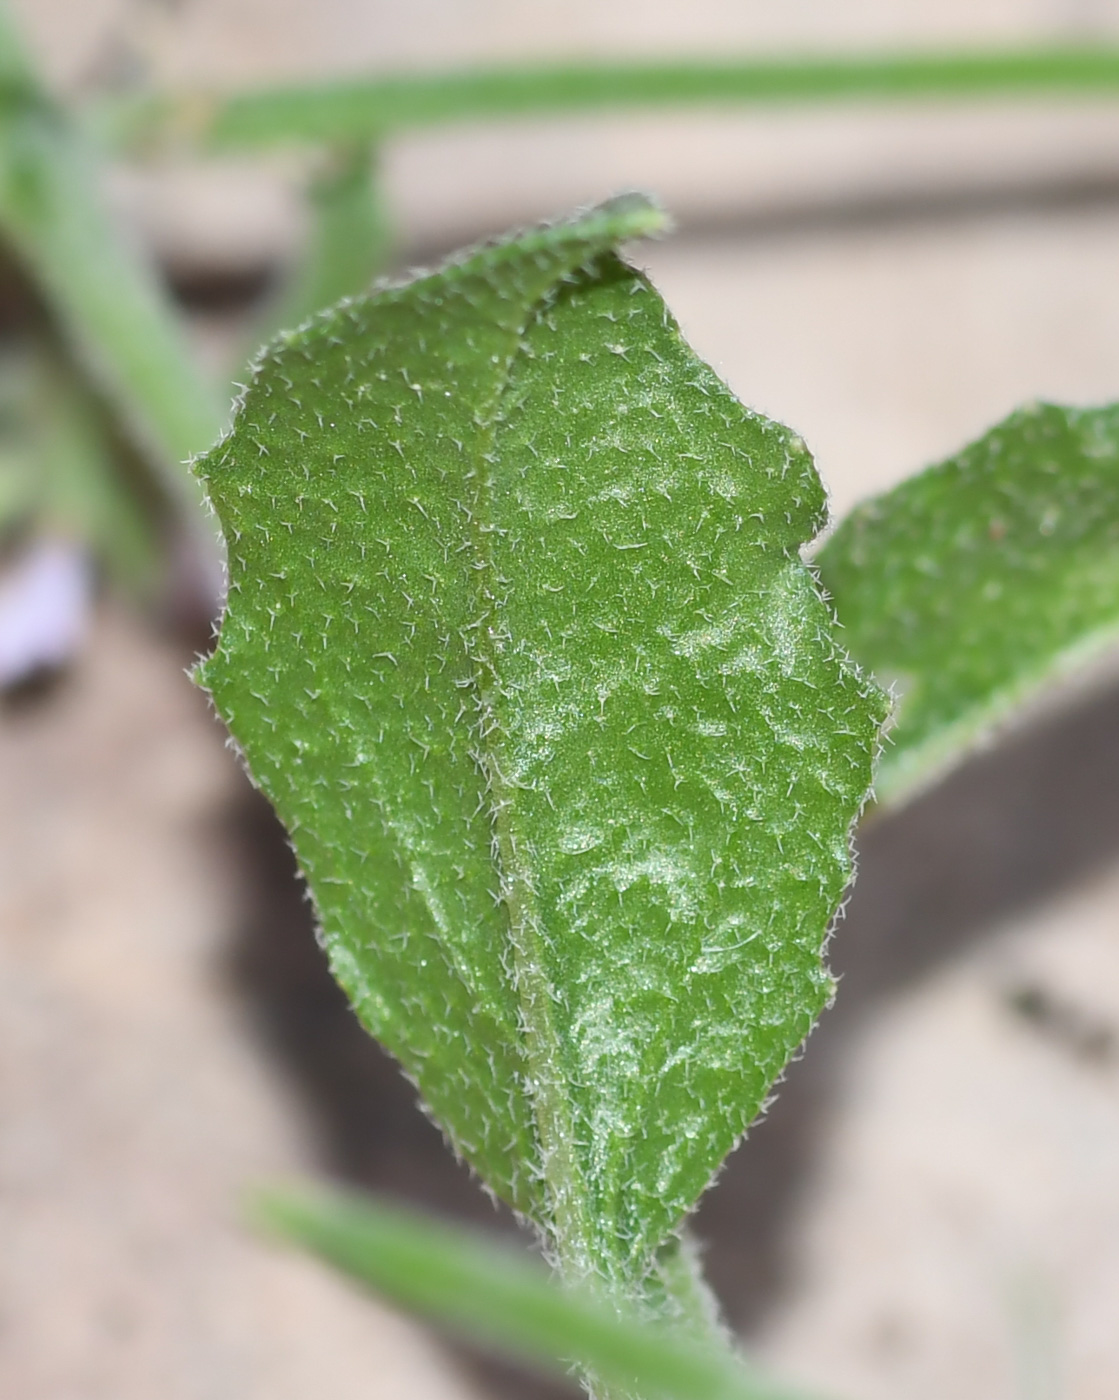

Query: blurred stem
[0,0,35,94]
[653,1232,730,1347]
[253,1185,815,1400]
[0,344,36,538]
[255,141,390,344]
[0,0,222,586]
[31,339,161,597]
[585,1233,736,1400]
[108,46,1119,151]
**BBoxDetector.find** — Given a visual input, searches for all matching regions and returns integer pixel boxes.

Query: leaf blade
[199,200,886,1283]
[481,254,885,1278]
[817,400,1119,805]
[200,197,670,1218]
[118,48,1119,150]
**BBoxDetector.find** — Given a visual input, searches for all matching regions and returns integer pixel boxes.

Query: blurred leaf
[818,400,1119,805]
[253,1185,817,1400]
[198,197,885,1293]
[112,48,1119,151]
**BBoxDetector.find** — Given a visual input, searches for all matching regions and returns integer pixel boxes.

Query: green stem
[653,1232,731,1346]
[0,0,221,543]
[29,337,161,596]
[252,140,391,345]
[117,46,1119,150]
[563,1233,763,1400]
[0,0,35,93]
[253,1187,815,1400]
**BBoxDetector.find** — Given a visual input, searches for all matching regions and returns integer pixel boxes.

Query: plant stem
[654,1232,731,1346]
[252,141,390,344]
[0,0,222,559]
[120,47,1119,150]
[0,0,35,93]
[254,1187,816,1400]
[29,337,161,597]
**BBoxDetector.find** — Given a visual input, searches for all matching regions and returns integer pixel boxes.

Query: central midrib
[467,303,597,1285]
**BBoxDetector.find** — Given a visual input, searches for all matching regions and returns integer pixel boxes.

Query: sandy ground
[754,863,1119,1400]
[0,614,476,1400]
[5,2,1119,1398]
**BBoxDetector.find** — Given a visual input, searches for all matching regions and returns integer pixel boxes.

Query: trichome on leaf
[196,195,886,1304]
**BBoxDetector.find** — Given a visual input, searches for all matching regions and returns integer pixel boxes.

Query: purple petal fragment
[0,538,92,690]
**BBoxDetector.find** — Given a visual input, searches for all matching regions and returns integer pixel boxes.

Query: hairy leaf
[198,198,885,1288]
[253,1185,818,1400]
[818,400,1119,806]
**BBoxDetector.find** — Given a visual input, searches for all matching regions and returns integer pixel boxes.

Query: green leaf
[252,1185,818,1400]
[817,400,1119,806]
[113,47,1119,152]
[198,197,885,1292]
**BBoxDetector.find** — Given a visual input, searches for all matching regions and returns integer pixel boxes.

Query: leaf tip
[579,190,672,243]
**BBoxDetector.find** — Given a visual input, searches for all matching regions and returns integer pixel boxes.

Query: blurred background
[3,2,1119,1398]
